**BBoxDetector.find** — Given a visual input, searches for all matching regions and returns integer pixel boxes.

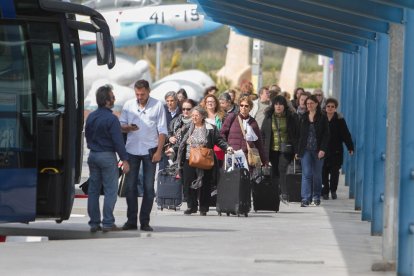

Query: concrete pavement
[0,175,392,276]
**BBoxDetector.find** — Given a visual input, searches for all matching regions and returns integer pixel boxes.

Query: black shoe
[140,224,153,232]
[199,211,207,216]
[322,194,329,200]
[122,223,138,231]
[331,192,337,199]
[102,225,122,232]
[300,201,309,207]
[90,225,102,233]
[184,208,197,215]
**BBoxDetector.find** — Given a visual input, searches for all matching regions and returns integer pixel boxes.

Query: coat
[325,112,354,167]
[220,112,266,164]
[177,122,228,168]
[297,110,330,157]
[261,109,298,162]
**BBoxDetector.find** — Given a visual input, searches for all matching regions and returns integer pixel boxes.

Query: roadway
[0,175,392,276]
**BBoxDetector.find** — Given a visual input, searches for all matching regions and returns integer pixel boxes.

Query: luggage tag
[224,153,236,172]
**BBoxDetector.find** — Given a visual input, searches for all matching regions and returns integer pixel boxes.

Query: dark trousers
[124,153,156,226]
[183,160,213,212]
[322,163,341,195]
[269,151,290,196]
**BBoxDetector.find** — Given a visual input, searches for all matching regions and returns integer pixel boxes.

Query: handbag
[189,146,214,170]
[238,116,261,167]
[213,145,225,160]
[280,142,293,154]
[276,117,293,154]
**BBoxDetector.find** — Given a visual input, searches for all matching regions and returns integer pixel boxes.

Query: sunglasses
[182,108,192,111]
[240,104,250,108]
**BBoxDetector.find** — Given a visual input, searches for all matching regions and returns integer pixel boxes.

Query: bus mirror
[107,36,115,69]
[96,31,106,66]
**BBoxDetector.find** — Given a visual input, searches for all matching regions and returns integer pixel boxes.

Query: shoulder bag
[238,116,261,167]
[189,141,214,170]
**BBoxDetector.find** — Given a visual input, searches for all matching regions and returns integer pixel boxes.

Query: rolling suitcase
[216,154,251,217]
[252,167,280,212]
[156,165,183,211]
[286,160,302,202]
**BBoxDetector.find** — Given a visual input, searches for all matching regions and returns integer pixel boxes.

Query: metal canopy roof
[190,0,410,57]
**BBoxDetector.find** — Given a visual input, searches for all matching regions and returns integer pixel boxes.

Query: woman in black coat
[176,106,232,216]
[261,95,298,202]
[322,98,354,200]
[296,95,330,207]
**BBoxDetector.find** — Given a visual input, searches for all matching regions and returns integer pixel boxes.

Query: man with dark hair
[85,84,130,233]
[120,79,168,232]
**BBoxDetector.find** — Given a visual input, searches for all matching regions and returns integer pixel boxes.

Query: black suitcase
[216,155,251,217]
[252,167,280,212]
[286,160,302,202]
[156,167,183,211]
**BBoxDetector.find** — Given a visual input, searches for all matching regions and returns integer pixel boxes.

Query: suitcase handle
[292,159,300,174]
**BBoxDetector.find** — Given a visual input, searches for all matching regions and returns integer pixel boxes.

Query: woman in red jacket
[220,96,266,170]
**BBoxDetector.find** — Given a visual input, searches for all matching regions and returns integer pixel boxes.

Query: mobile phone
[131,124,137,127]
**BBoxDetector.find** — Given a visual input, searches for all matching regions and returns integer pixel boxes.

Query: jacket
[220,112,266,164]
[261,109,298,162]
[325,112,354,167]
[297,111,330,157]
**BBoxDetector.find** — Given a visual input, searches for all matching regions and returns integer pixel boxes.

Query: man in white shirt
[119,79,168,232]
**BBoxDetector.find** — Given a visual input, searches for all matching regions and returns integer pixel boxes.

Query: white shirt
[119,97,168,155]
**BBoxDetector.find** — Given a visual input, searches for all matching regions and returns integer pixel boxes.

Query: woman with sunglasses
[322,98,354,200]
[220,96,266,171]
[165,99,197,160]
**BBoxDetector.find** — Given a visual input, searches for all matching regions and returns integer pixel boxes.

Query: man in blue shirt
[85,84,130,233]
[120,79,168,232]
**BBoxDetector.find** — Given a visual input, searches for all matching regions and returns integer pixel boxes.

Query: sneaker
[331,192,337,200]
[310,200,321,207]
[199,211,207,216]
[90,225,102,233]
[122,223,138,231]
[102,225,122,232]
[322,194,329,200]
[140,224,153,232]
[300,201,309,207]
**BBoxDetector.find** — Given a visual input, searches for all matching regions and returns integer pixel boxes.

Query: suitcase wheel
[244,213,248,217]
[226,212,230,216]
[218,212,222,216]
[254,210,257,212]
[161,207,163,211]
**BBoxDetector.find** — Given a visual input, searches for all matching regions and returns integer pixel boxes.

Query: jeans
[322,163,341,195]
[124,153,156,226]
[269,151,291,196]
[87,151,119,228]
[300,150,324,202]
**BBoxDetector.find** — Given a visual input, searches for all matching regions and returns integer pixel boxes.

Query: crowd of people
[84,80,354,233]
